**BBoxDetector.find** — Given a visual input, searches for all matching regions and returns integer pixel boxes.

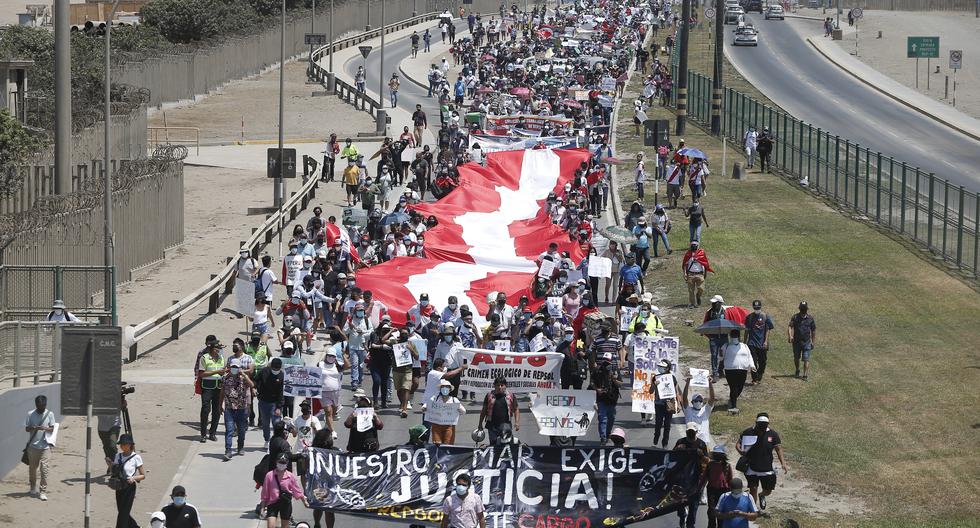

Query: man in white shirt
[281,243,304,297]
[682,376,716,446]
[45,299,79,322]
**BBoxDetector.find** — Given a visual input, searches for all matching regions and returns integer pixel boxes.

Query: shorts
[345,184,359,195]
[667,183,681,199]
[746,473,777,492]
[793,342,813,361]
[266,498,293,520]
[319,390,341,408]
[430,423,456,444]
[393,370,413,391]
[412,367,422,378]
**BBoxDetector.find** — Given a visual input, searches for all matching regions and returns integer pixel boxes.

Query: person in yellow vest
[245,330,269,426]
[197,339,226,443]
[343,159,361,207]
[629,303,666,335]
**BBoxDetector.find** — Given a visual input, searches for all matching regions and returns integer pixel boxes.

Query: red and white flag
[356,148,591,325]
[323,222,361,264]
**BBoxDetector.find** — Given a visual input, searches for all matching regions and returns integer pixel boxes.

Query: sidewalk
[397,37,463,92]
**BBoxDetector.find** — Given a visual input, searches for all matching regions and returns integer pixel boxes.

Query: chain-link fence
[672,64,980,278]
[0,266,112,321]
[0,321,92,387]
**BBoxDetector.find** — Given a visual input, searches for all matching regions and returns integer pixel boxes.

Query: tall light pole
[104,0,121,327]
[328,0,334,72]
[675,0,691,135]
[54,0,70,195]
[710,0,723,135]
[309,0,316,72]
[379,0,386,101]
[276,0,286,209]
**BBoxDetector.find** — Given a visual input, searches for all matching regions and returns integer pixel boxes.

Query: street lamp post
[328,0,334,72]
[675,0,691,135]
[710,0,723,134]
[276,0,286,209]
[104,0,121,327]
[379,0,386,102]
[54,0,70,195]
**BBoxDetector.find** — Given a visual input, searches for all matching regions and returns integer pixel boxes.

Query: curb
[784,13,824,21]
[398,61,432,92]
[805,36,980,143]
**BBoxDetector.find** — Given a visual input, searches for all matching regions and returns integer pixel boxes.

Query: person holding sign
[427,379,466,445]
[649,359,683,448]
[392,331,419,419]
[344,396,383,453]
[682,374,716,446]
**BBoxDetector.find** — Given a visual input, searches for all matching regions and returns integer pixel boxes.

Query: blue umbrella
[677,147,708,160]
[381,211,410,226]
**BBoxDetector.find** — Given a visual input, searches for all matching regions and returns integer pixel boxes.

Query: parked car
[733,25,759,46]
[724,6,745,24]
[765,4,785,19]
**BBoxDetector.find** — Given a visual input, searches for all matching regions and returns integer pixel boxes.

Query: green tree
[141,0,225,43]
[0,109,45,197]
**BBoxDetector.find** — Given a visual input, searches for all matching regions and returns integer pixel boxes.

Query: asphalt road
[723,14,980,190]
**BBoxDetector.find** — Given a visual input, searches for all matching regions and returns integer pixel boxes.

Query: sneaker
[400,411,408,418]
[406,401,413,410]
[263,441,269,451]
[29,489,37,498]
[237,449,245,457]
[729,407,740,415]
[223,451,232,461]
[39,493,47,501]
[200,436,207,443]
[208,433,218,441]
[802,375,809,382]
[760,494,767,510]
[794,369,800,378]
[331,431,338,440]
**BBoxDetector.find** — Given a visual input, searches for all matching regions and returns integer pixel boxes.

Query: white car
[724,5,745,24]
[733,25,759,46]
[765,5,785,19]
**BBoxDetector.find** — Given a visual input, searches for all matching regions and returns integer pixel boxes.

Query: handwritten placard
[355,408,374,432]
[393,342,412,368]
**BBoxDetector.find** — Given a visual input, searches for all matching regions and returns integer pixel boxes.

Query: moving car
[741,0,764,13]
[724,6,745,24]
[765,4,785,19]
[733,25,759,46]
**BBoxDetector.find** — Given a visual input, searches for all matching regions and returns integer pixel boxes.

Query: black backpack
[108,453,137,490]
[253,453,271,486]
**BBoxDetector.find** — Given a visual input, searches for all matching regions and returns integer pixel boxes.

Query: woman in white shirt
[112,434,145,528]
[600,241,624,303]
[721,330,756,414]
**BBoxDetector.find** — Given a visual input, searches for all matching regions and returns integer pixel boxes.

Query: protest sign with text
[529,389,596,437]
[283,365,323,397]
[456,348,562,394]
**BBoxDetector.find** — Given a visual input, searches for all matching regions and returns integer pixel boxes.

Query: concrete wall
[0,383,60,480]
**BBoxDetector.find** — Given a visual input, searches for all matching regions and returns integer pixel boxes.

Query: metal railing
[0,321,92,387]
[148,126,200,156]
[0,265,112,321]
[673,64,980,278]
[123,171,321,360]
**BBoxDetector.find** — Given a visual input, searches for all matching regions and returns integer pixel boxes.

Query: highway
[723,14,980,190]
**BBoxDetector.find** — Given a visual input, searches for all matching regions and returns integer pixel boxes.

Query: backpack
[254,268,270,297]
[108,453,137,491]
[253,453,272,487]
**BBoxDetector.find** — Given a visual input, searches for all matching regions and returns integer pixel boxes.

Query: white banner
[393,342,413,368]
[426,397,464,426]
[529,389,596,437]
[456,348,563,394]
[283,365,323,397]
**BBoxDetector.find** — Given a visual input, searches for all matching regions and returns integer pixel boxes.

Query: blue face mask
[290,248,298,254]
[455,484,469,497]
[443,336,453,343]
[173,496,186,507]
[563,334,573,342]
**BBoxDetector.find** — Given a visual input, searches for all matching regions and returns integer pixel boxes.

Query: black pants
[98,426,120,462]
[706,487,726,528]
[750,346,768,382]
[115,484,138,528]
[322,156,335,181]
[725,369,748,409]
[759,152,771,172]
[200,386,221,437]
[561,376,583,390]
[653,401,672,447]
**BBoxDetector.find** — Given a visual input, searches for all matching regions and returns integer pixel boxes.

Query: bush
[0,109,45,194]
[141,0,227,43]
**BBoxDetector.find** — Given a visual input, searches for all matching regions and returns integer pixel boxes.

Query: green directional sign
[907,36,939,59]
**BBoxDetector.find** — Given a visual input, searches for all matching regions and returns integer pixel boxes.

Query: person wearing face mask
[255,358,285,449]
[682,375,716,445]
[440,473,486,528]
[558,326,587,390]
[441,295,463,326]
[714,478,759,528]
[787,300,816,381]
[316,333,349,438]
[649,359,683,448]
[407,293,437,332]
[344,396,384,453]
[590,351,621,446]
[219,357,254,460]
[682,241,712,309]
[343,301,373,391]
[743,300,774,385]
[426,379,466,445]
[45,299,79,322]
[477,377,520,446]
[703,294,729,378]
[721,329,755,414]
[629,303,666,336]
[702,445,734,528]
[366,320,398,410]
[236,247,260,314]
[487,292,514,333]
[421,357,467,429]
[291,401,321,486]
[737,413,787,511]
[281,243,303,298]
[260,453,308,528]
[674,422,710,528]
[149,511,167,528]
[161,486,201,528]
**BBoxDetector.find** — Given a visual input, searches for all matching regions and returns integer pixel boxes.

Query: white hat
[686,421,700,432]
[709,295,724,304]
[650,305,660,313]
[282,341,295,350]
[756,414,770,423]
[150,512,167,522]
[641,292,654,302]
[228,358,242,368]
[439,378,453,388]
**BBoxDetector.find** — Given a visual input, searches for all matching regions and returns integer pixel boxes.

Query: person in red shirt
[682,241,713,308]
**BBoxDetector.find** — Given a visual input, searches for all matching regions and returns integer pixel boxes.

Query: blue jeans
[390,90,398,108]
[427,80,435,97]
[709,338,728,376]
[636,182,644,199]
[349,348,366,388]
[689,223,703,243]
[258,400,277,442]
[370,364,391,405]
[690,183,703,200]
[224,407,248,451]
[356,81,365,93]
[633,245,650,272]
[677,494,700,528]
[596,401,617,441]
[653,230,671,256]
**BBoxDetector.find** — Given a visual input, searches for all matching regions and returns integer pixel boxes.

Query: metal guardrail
[0,265,112,322]
[148,126,201,156]
[309,12,441,119]
[0,321,92,387]
[671,64,980,279]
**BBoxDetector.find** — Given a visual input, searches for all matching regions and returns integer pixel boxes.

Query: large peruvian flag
[356,148,591,325]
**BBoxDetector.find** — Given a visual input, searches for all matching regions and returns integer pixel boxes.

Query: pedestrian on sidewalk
[161,485,202,528]
[322,133,339,182]
[743,300,774,384]
[634,152,647,200]
[788,301,816,381]
[721,330,755,414]
[423,29,432,52]
[23,394,55,501]
[220,357,254,460]
[255,357,285,449]
[261,453,308,528]
[388,73,400,108]
[682,241,712,308]
[757,127,773,173]
[355,65,366,93]
[411,31,420,58]
[197,339,226,442]
[651,204,672,257]
[111,434,145,528]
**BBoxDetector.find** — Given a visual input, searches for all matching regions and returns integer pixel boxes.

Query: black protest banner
[306,444,703,527]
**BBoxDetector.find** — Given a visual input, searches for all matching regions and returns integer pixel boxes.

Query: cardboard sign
[690,368,710,388]
[426,397,464,426]
[588,256,612,278]
[538,258,557,278]
[530,333,549,353]
[393,342,413,368]
[655,374,676,400]
[546,296,563,317]
[283,365,323,397]
[619,306,638,332]
[529,389,596,437]
[355,408,374,432]
[494,340,512,352]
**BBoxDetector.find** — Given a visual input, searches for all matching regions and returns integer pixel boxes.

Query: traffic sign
[704,7,715,18]
[358,45,373,59]
[267,148,297,179]
[907,36,939,59]
[950,49,963,70]
[851,7,863,18]
[304,33,327,46]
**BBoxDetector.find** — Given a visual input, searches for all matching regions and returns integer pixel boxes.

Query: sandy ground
[826,10,980,119]
[148,60,376,144]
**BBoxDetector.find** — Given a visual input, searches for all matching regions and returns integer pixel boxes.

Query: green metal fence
[0,265,112,321]
[671,64,980,278]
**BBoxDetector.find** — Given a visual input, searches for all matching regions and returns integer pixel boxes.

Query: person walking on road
[478,377,520,445]
[161,485,202,528]
[255,357,285,449]
[413,104,428,145]
[650,359,682,448]
[703,295,729,378]
[703,446,734,528]
[743,300,774,384]
[674,422,709,528]
[355,65,366,93]
[591,352,621,446]
[715,478,760,528]
[411,31,420,58]
[197,338,225,442]
[112,434,145,528]
[682,241,712,308]
[440,473,486,528]
[220,357,254,460]
[721,329,755,414]
[261,453,309,528]
[24,394,55,501]
[388,73,400,108]
[736,413,788,511]
[423,29,432,52]
[743,127,758,169]
[426,379,466,444]
[322,133,339,182]
[788,301,816,380]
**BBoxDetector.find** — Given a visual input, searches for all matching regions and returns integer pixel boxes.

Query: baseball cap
[709,294,724,303]
[752,300,762,309]
[756,413,770,423]
[282,341,295,350]
[228,358,242,368]
[439,378,453,388]
[303,255,313,262]
[686,422,699,432]
[205,334,218,346]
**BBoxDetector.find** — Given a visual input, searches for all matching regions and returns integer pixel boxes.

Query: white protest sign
[355,408,374,432]
[655,374,676,400]
[283,365,323,397]
[588,256,612,278]
[393,342,413,368]
[649,336,680,375]
[566,269,583,284]
[538,258,557,278]
[530,333,549,352]
[529,389,596,437]
[494,340,512,352]
[546,296,563,317]
[690,367,710,388]
[630,361,657,413]
[456,348,563,394]
[619,306,638,331]
[741,435,758,448]
[410,337,428,362]
[426,396,464,426]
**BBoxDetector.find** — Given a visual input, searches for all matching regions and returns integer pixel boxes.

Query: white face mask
[692,401,704,410]
[276,462,288,471]
[731,489,744,498]
[440,387,451,396]
[230,367,240,375]
[731,337,740,344]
